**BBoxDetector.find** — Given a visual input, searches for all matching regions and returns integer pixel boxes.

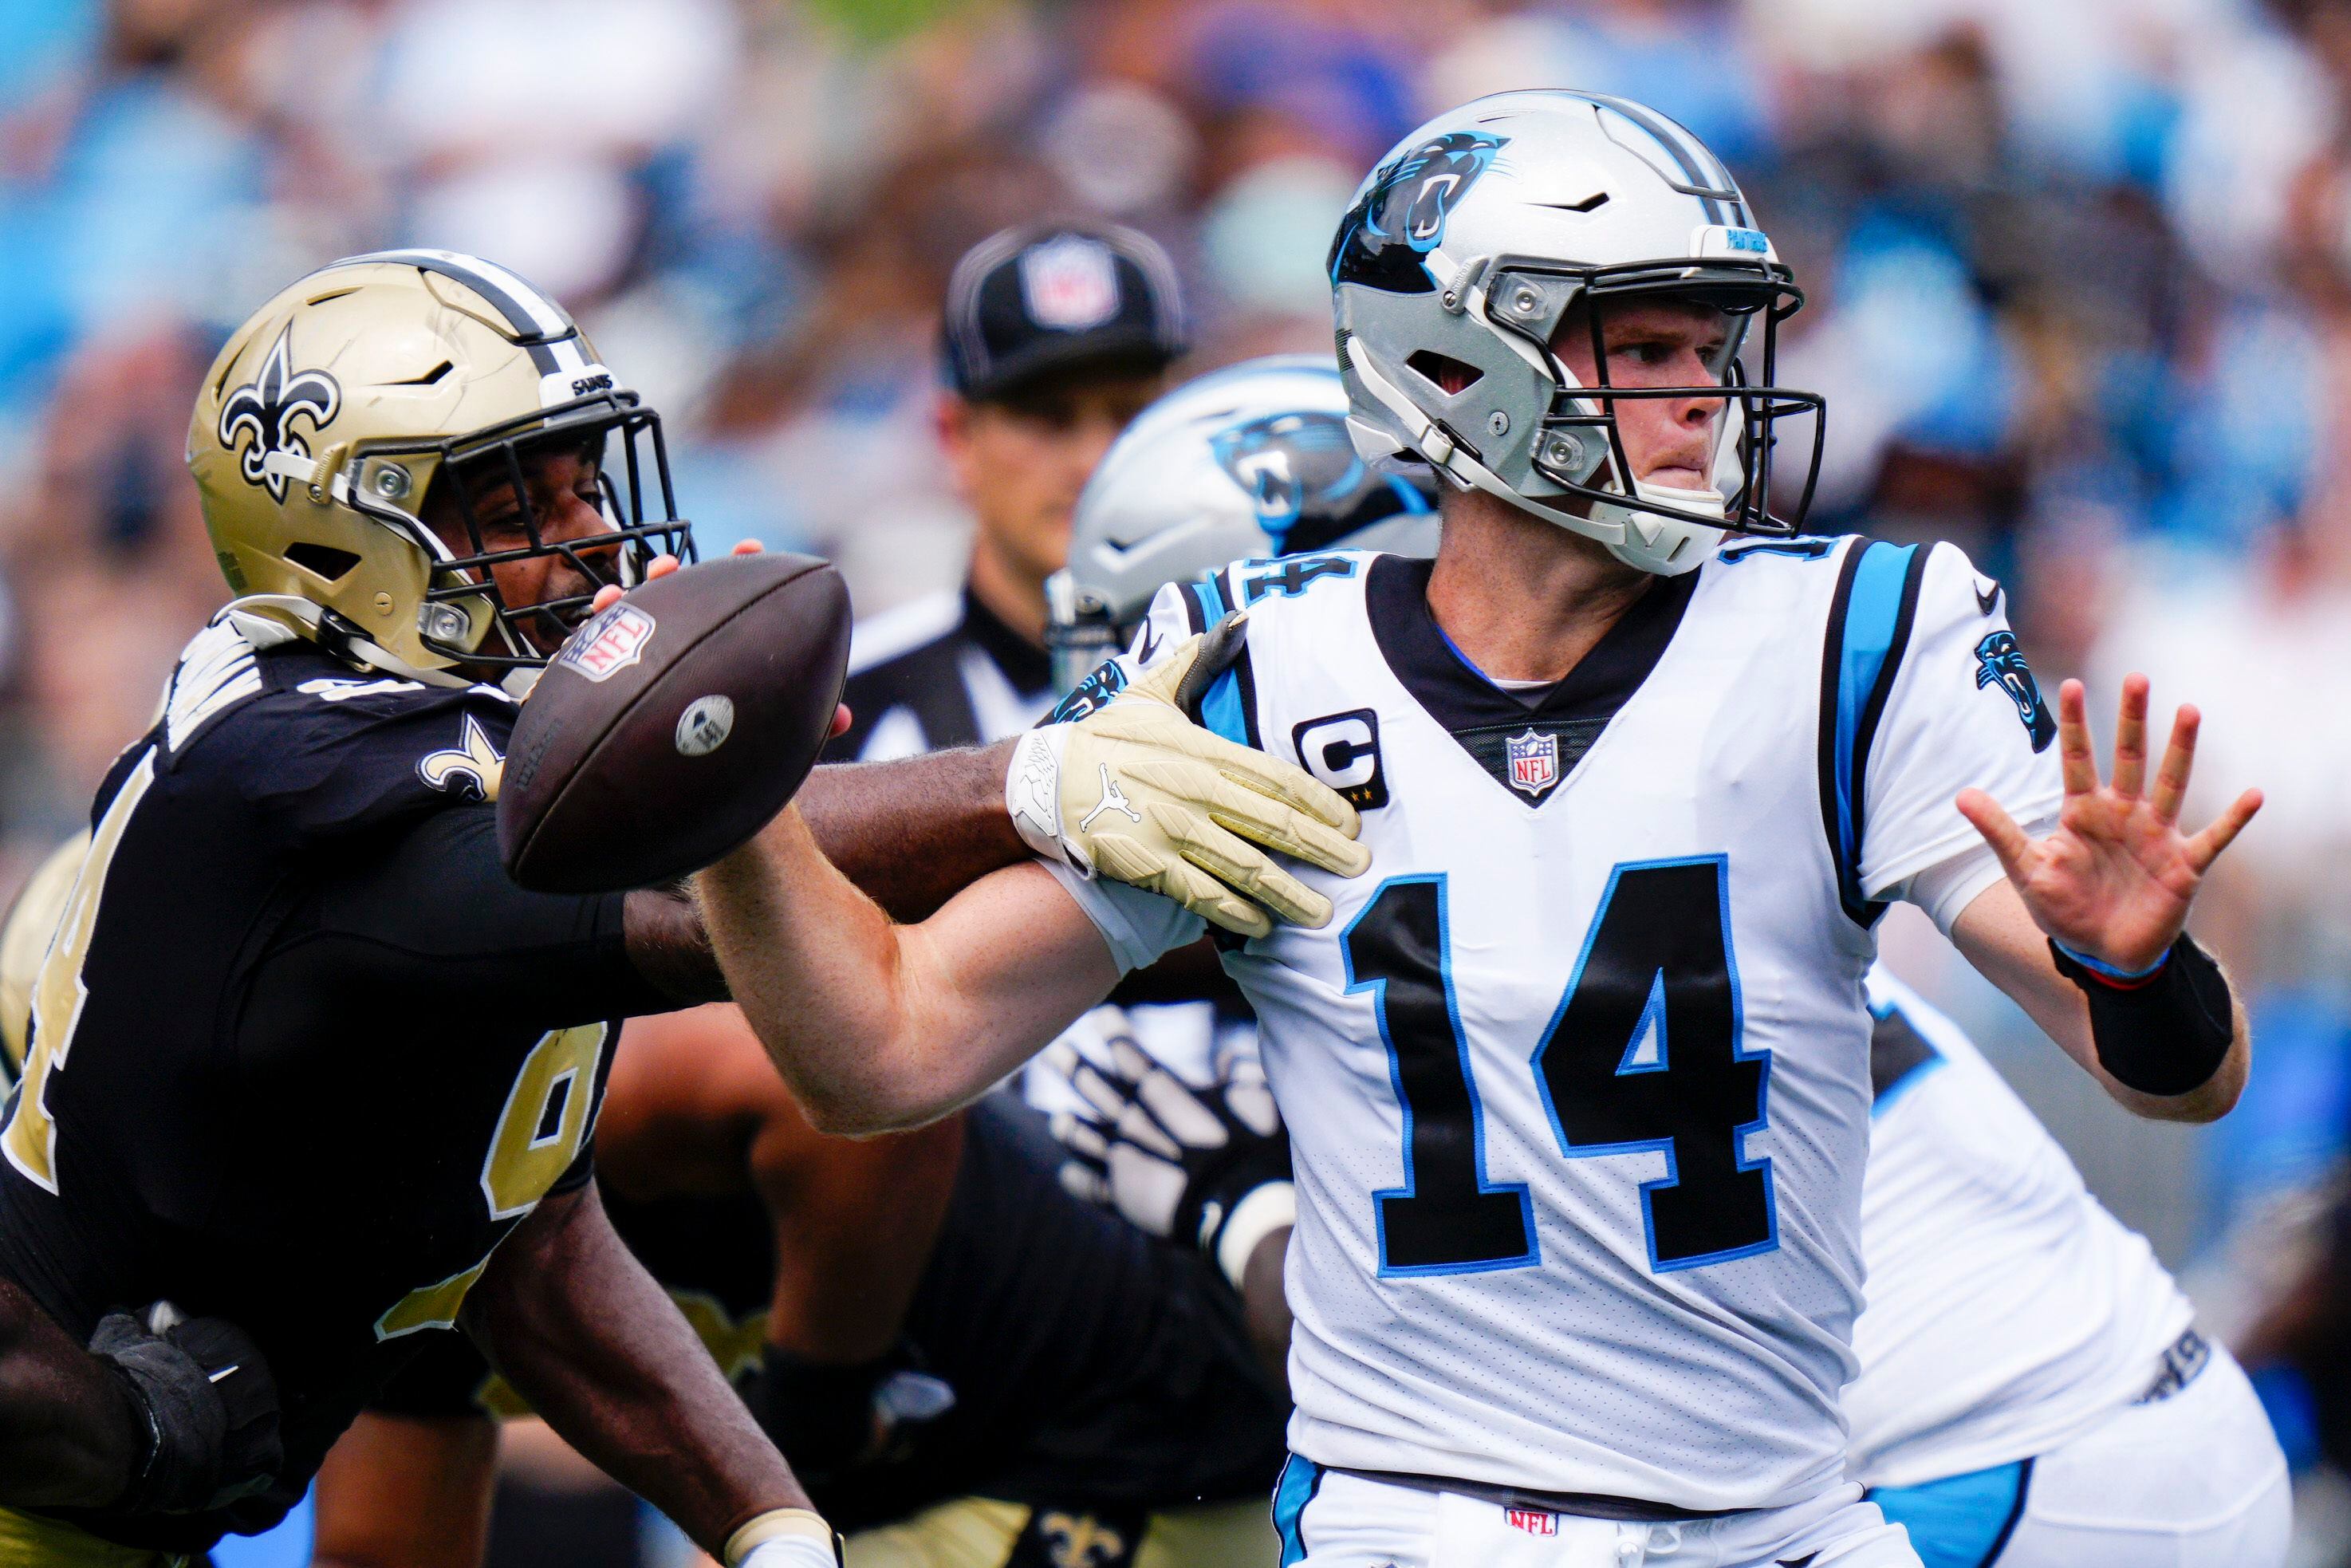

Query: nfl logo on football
[560,604,657,684]
[1506,727,1557,798]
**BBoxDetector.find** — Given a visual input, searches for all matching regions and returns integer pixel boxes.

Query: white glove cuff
[1005,726,1093,877]
[727,1508,838,1568]
[1215,1180,1297,1290]
[737,1538,839,1568]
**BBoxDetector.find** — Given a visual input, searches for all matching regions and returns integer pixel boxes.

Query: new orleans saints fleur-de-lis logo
[418,714,505,802]
[218,322,342,502]
[1037,1512,1128,1568]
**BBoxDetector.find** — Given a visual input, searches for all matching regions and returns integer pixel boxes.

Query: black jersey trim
[1816,541,1928,927]
[1365,554,1698,807]
[1867,1001,1943,1112]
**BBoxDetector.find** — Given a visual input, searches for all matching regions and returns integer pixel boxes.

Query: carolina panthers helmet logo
[218,323,341,502]
[1329,130,1505,294]
[1974,631,2057,753]
[1210,410,1433,555]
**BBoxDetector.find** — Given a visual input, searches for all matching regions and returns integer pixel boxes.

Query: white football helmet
[1045,355,1440,693]
[1330,90,1824,576]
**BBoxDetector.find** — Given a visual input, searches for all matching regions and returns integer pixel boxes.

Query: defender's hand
[89,1302,282,1515]
[1958,675,2262,973]
[1006,629,1369,937]
[1047,1027,1294,1286]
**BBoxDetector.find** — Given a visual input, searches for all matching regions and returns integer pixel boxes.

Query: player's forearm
[0,1278,141,1506]
[626,743,1030,1007]
[699,806,956,1131]
[1954,885,2248,1123]
[467,1184,811,1554]
[796,741,1027,922]
[310,1412,498,1568]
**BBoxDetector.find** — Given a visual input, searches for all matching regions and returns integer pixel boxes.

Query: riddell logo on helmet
[558,604,656,683]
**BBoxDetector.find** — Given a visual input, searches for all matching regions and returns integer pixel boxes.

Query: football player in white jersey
[1042,361,2291,1568]
[688,91,2263,1568]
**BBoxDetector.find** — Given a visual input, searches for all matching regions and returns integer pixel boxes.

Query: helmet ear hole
[285,543,362,584]
[1405,351,1483,396]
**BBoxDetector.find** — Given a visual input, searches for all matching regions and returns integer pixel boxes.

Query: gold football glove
[1006,626,1369,936]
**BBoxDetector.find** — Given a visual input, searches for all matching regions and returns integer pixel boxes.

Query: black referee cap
[941,222,1187,401]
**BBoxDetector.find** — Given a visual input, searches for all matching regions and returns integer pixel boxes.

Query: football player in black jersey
[0,250,1353,1568]
[305,230,1294,1568]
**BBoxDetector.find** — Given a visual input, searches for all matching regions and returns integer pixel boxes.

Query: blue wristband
[2051,939,2170,984]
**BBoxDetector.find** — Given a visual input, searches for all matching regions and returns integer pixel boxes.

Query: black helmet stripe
[1580,93,1744,227]
[337,249,589,376]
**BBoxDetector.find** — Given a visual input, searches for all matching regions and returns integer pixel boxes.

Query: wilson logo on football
[558,604,656,683]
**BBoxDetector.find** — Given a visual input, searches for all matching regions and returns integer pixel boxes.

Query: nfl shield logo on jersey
[1506,728,1557,798]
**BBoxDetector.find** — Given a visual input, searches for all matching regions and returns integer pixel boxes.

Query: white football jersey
[1849,971,2193,1489]
[1049,538,2062,1511]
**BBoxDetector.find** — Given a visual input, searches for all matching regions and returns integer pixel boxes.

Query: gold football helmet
[0,833,87,1079]
[187,250,691,681]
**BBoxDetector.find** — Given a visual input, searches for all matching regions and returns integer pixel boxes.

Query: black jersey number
[1341,857,1773,1277]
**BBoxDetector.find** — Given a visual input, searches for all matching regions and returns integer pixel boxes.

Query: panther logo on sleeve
[1973,630,2057,753]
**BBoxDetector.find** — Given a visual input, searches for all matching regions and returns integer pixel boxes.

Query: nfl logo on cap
[1020,236,1122,331]
[1506,728,1558,798]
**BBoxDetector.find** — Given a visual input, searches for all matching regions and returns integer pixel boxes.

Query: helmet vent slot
[1406,352,1484,396]
[286,543,363,583]
[384,360,454,388]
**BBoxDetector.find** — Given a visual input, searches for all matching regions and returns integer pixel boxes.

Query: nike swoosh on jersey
[1973,578,2001,617]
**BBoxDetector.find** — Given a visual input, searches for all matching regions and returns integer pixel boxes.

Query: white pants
[1999,1345,2290,1568]
[1866,1342,2290,1568]
[1275,1464,1921,1568]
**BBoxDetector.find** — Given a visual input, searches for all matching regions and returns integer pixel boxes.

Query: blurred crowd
[10,0,2351,1495]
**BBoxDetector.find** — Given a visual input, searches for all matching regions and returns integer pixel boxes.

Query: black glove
[1047,1027,1294,1288]
[89,1302,282,1515]
[741,1341,955,1482]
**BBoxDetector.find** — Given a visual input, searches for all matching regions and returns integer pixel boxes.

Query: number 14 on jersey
[1341,857,1776,1277]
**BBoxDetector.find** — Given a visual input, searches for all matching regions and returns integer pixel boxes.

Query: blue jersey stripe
[1271,1453,1323,1566]
[1191,573,1229,626]
[1821,541,1928,923]
[1202,666,1250,747]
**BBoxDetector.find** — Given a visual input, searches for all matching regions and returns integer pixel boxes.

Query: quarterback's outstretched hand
[1046,1027,1294,1289]
[1957,675,2262,973]
[1006,628,1370,937]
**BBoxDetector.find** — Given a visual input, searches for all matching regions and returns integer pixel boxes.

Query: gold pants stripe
[845,1495,1276,1568]
[0,1508,185,1568]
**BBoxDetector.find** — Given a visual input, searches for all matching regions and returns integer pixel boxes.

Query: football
[497,552,853,894]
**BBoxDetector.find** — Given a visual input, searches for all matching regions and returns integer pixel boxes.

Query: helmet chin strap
[219,594,498,694]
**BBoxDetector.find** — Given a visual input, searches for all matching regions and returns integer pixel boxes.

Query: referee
[831,221,1187,762]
